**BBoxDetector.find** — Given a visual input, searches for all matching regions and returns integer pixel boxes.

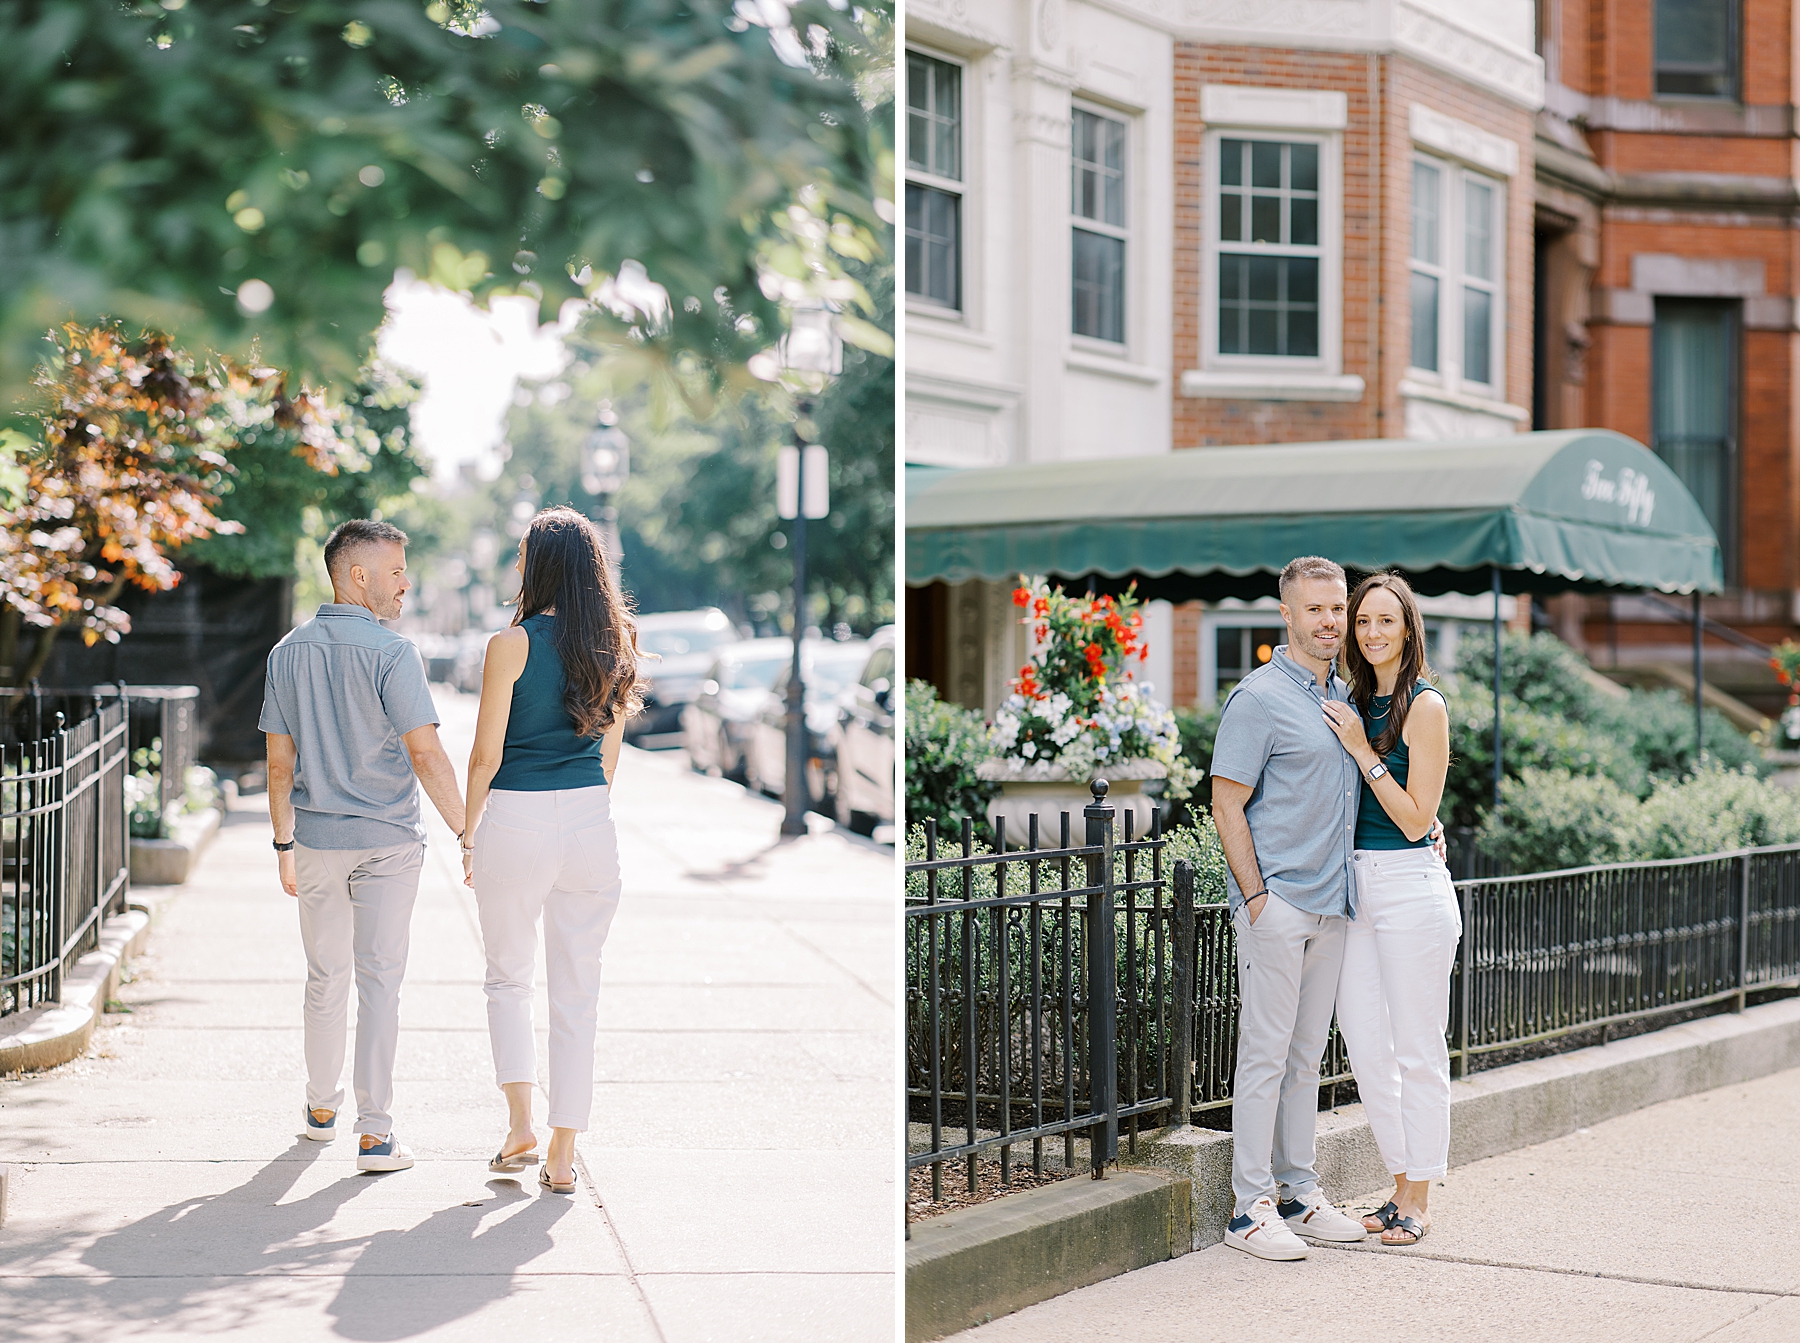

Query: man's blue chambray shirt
[258,604,440,851]
[1208,645,1359,920]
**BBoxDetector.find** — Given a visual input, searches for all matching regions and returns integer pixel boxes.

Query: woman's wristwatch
[458,829,474,856]
[1365,761,1388,782]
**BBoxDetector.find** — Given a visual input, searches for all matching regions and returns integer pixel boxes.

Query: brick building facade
[1534,0,1799,715]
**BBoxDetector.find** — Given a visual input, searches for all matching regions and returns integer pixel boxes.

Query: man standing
[260,519,466,1171]
[1210,556,1368,1259]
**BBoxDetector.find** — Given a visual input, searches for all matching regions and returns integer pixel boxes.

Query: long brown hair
[514,507,643,738]
[1342,572,1433,758]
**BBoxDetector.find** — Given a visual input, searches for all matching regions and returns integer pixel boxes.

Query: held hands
[461,842,475,888]
[1320,700,1378,770]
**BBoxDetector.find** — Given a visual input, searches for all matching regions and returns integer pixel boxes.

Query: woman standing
[1320,572,1457,1246]
[463,507,641,1194]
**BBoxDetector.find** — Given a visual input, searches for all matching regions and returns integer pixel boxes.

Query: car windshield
[722,652,789,690]
[639,626,734,659]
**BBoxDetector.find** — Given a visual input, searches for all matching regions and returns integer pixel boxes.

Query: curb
[129,806,221,886]
[1131,994,1800,1248]
[0,905,153,1074]
[905,1168,1191,1343]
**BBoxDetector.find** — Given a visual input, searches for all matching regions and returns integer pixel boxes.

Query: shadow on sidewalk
[0,1144,571,1339]
[328,1177,572,1340]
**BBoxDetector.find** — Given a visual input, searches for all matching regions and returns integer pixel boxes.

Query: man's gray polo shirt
[258,604,440,851]
[1210,646,1359,919]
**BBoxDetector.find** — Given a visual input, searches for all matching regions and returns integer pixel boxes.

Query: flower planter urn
[975,758,1168,842]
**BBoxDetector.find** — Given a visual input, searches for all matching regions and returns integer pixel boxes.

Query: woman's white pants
[1337,847,1462,1181]
[474,786,622,1131]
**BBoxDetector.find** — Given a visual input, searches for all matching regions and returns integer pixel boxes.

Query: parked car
[681,637,793,781]
[827,626,895,836]
[627,608,742,746]
[744,638,869,810]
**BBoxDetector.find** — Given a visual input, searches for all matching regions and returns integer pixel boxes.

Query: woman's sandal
[488,1144,540,1174]
[1381,1216,1428,1246]
[1363,1201,1400,1232]
[539,1165,577,1194]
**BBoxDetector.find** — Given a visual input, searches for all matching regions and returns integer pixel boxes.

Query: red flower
[1013,586,1032,607]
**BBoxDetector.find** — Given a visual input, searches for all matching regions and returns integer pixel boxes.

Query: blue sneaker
[303,1105,337,1142]
[356,1133,416,1172]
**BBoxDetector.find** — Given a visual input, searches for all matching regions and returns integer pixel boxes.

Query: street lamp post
[776,304,842,838]
[582,409,630,585]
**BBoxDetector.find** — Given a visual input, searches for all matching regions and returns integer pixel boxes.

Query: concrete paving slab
[952,1065,1800,1342]
[640,1272,896,1343]
[588,1148,895,1273]
[957,1241,1774,1342]
[0,696,894,1341]
[0,1272,657,1343]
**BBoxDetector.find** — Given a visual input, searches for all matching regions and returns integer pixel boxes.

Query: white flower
[1021,740,1037,759]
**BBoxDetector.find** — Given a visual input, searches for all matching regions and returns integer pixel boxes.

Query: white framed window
[906,51,964,313]
[1409,155,1504,395]
[1201,128,1341,373]
[1071,104,1128,345]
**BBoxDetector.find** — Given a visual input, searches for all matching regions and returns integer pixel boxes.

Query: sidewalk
[956,1063,1800,1342]
[0,688,895,1341]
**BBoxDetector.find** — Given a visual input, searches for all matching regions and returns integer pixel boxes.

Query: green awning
[906,429,1723,599]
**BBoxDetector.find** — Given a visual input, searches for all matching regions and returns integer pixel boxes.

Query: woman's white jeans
[474,786,622,1131]
[1337,847,1463,1182]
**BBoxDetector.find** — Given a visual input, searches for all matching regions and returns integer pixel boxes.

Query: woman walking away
[463,506,642,1194]
[1320,572,1458,1247]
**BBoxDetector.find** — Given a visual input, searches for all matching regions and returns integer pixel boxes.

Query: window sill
[1180,369,1365,402]
[1397,377,1529,422]
[1066,348,1163,384]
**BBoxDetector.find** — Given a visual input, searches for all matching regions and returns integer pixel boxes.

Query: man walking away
[261,519,467,1171]
[1210,556,1367,1259]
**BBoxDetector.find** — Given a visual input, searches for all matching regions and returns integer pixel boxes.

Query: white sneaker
[356,1134,416,1172]
[302,1105,336,1142]
[1223,1196,1309,1260]
[1279,1190,1367,1243]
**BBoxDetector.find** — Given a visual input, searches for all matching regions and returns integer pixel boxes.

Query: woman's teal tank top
[489,614,608,791]
[1353,681,1440,850]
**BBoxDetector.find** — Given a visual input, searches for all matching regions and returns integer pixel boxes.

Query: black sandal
[1364,1201,1400,1232]
[1382,1215,1427,1245]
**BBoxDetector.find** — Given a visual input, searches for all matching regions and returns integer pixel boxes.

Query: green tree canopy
[1,0,892,408]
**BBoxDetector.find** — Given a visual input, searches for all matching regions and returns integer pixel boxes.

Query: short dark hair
[323,519,409,584]
[1278,555,1346,604]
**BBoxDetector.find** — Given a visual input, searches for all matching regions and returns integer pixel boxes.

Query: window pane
[1287,309,1319,358]
[1463,286,1492,384]
[1655,0,1735,98]
[1291,143,1318,192]
[1219,254,1318,358]
[1251,141,1281,188]
[905,182,960,308]
[1411,271,1439,370]
[1072,229,1125,342]
[1220,139,1243,187]
[906,53,961,180]
[1412,161,1440,264]
[1250,194,1280,243]
[1072,108,1126,227]
[1464,179,1493,281]
[1290,196,1318,246]
[1220,193,1242,242]
[1653,300,1734,555]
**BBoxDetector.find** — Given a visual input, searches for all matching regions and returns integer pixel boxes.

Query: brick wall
[1171,47,1536,449]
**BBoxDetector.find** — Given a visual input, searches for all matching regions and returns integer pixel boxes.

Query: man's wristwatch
[1366,762,1389,782]
[272,839,295,853]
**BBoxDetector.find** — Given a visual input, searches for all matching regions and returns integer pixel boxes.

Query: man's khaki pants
[1230,893,1347,1216]
[296,841,425,1136]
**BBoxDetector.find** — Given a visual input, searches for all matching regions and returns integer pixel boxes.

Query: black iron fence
[1,698,131,1018]
[905,787,1800,1208]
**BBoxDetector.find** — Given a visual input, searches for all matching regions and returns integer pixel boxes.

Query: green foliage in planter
[903,680,996,836]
